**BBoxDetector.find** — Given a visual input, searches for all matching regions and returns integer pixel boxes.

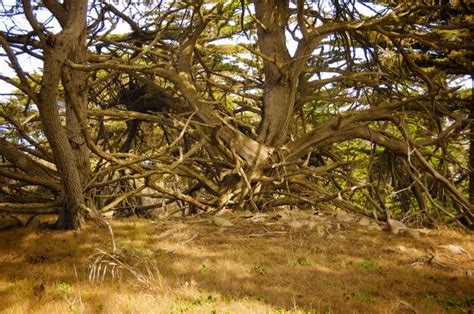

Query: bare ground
[0,211,472,313]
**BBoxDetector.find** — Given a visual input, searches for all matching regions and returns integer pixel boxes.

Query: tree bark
[255,0,296,146]
[40,55,85,229]
[62,28,90,191]
[35,0,89,229]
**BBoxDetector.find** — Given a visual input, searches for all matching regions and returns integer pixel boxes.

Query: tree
[1,0,90,229]
[0,0,472,229]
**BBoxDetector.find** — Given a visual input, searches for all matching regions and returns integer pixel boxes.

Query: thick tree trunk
[255,0,296,146]
[258,82,297,146]
[35,0,89,230]
[40,54,86,230]
[62,29,90,188]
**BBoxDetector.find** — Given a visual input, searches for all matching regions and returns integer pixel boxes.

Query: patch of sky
[354,1,392,17]
[448,75,473,90]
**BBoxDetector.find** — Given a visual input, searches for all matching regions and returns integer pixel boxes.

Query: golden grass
[0,215,472,313]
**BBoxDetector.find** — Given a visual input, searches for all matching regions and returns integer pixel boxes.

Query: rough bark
[62,28,90,186]
[34,0,89,229]
[254,0,296,146]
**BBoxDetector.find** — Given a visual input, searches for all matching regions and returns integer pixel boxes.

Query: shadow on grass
[0,217,472,313]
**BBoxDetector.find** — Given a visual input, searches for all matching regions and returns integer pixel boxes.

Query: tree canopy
[0,0,472,230]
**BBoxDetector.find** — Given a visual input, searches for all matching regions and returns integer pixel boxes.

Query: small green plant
[172,301,195,314]
[57,282,72,295]
[200,264,210,273]
[358,259,376,269]
[357,259,386,274]
[296,257,311,266]
[56,282,82,313]
[120,244,148,258]
[70,303,80,314]
[194,292,218,305]
[289,257,312,266]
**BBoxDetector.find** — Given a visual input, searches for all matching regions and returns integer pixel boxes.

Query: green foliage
[200,264,211,273]
[289,257,312,266]
[358,259,376,269]
[56,282,72,295]
[194,292,218,305]
[118,243,153,262]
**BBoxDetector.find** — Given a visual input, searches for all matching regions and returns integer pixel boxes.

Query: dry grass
[0,213,472,313]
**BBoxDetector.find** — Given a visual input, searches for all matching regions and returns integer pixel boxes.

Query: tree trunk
[255,0,297,146]
[40,53,86,230]
[258,82,297,146]
[254,0,294,146]
[62,28,91,191]
[35,0,89,230]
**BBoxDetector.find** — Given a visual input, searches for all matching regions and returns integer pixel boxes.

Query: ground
[0,211,472,313]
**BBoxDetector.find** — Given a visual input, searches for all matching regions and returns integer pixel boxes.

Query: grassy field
[0,212,472,313]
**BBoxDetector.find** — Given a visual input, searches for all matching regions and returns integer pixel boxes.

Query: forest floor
[0,210,472,314]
